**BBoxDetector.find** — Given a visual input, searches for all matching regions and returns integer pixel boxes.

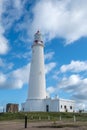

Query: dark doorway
[46,105,49,112]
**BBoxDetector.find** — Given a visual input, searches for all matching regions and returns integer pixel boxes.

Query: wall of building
[44,98,59,112]
[21,99,45,112]
[59,99,75,112]
[44,98,75,112]
[22,98,75,112]
[6,103,19,113]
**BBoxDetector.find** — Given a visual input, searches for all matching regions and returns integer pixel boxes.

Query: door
[46,105,49,112]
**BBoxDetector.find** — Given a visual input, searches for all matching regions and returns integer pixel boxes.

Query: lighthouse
[22,31,47,111]
[21,31,75,112]
[28,31,46,100]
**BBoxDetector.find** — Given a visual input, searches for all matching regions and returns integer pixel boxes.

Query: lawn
[0,112,87,122]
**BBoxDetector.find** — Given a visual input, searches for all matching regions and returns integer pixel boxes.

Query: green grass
[0,112,87,122]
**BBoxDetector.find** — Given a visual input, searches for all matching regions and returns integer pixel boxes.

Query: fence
[0,112,87,122]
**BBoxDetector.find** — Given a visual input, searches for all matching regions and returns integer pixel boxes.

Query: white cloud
[46,74,80,94]
[0,0,4,15]
[47,86,55,95]
[45,51,54,61]
[0,58,14,71]
[60,60,87,73]
[30,0,87,43]
[0,73,6,85]
[12,51,31,61]
[45,62,56,74]
[76,103,86,111]
[0,63,30,89]
[75,101,87,111]
[58,75,80,90]
[0,61,56,89]
[0,39,9,54]
[0,1,9,55]
[0,62,56,89]
[7,63,14,70]
[0,25,9,54]
[1,0,23,29]
[58,74,87,100]
[1,0,87,47]
[0,0,24,55]
[46,74,87,103]
[14,0,22,9]
[11,64,30,84]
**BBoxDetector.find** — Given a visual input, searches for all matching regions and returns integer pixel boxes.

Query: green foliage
[0,112,87,122]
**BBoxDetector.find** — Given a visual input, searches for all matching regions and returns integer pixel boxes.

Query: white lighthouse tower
[22,31,46,111]
[28,30,46,100]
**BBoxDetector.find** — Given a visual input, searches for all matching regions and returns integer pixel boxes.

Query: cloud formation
[0,58,14,72]
[30,0,87,43]
[60,60,87,73]
[0,25,9,54]
[47,86,56,96]
[0,64,30,89]
[46,60,87,109]
[45,51,55,61]
[47,74,87,109]
[1,0,87,49]
[0,61,56,89]
[0,0,24,55]
[45,62,56,74]
[51,61,87,100]
[58,74,87,109]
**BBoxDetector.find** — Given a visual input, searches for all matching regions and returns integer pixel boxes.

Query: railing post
[48,116,50,120]
[25,114,27,128]
[60,115,61,121]
[73,115,76,122]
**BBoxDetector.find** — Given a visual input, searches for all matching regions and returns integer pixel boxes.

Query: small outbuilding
[6,103,19,113]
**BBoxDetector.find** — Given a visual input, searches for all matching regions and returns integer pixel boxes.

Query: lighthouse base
[21,98,75,112]
[21,99,45,112]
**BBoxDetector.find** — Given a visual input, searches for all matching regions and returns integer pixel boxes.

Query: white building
[21,31,75,112]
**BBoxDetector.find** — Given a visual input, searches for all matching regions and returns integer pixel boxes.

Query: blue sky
[0,0,87,112]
